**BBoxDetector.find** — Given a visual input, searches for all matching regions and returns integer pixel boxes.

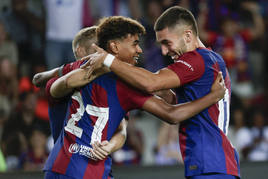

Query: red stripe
[83,160,105,179]
[208,63,220,126]
[220,131,239,176]
[51,99,78,174]
[51,134,75,174]
[91,84,108,107]
[208,104,219,126]
[179,125,187,160]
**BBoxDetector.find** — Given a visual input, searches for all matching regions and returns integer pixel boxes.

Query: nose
[137,45,142,53]
[161,45,168,55]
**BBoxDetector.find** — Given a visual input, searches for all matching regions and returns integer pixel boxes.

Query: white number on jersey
[218,89,230,135]
[64,91,109,142]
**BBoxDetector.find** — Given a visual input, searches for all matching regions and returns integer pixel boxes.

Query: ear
[76,46,86,59]
[108,41,119,54]
[184,30,192,43]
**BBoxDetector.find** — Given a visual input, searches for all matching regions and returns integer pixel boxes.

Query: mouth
[133,56,139,61]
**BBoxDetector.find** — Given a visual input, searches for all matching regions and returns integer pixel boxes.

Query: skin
[83,26,207,93]
[32,28,127,161]
[56,32,225,160]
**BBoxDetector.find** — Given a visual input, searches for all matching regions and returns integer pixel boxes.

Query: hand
[80,44,108,79]
[90,140,114,160]
[241,1,260,13]
[211,72,226,100]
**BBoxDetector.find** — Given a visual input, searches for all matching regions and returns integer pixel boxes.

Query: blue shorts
[44,171,75,179]
[188,173,238,179]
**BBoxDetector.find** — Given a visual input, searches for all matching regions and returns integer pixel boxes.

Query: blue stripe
[43,131,65,171]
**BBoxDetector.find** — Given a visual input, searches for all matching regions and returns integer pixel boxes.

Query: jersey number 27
[64,91,109,144]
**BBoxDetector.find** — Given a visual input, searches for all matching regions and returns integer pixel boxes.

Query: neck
[187,37,206,52]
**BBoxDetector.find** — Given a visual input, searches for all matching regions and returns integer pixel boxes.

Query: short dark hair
[97,16,146,50]
[72,26,97,59]
[154,6,198,36]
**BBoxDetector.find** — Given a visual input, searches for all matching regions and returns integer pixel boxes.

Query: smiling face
[110,34,142,65]
[156,27,187,60]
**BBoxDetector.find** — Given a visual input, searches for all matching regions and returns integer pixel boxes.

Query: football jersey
[45,60,86,142]
[45,61,85,143]
[44,72,151,179]
[167,48,240,177]
[46,77,70,142]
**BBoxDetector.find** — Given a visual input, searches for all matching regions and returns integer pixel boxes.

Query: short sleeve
[167,51,205,86]
[62,60,85,75]
[116,80,152,112]
[45,77,69,105]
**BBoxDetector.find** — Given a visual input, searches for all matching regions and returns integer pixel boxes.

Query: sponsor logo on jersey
[69,143,80,154]
[68,143,97,160]
[176,60,194,71]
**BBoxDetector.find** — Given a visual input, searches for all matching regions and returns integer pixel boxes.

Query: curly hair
[97,16,146,50]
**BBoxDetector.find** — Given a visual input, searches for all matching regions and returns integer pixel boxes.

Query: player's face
[156,27,187,60]
[116,34,142,65]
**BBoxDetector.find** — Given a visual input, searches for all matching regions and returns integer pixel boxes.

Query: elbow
[166,118,177,125]
[164,110,180,125]
[165,108,189,125]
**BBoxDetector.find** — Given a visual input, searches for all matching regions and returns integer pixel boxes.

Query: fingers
[85,66,95,79]
[215,71,223,83]
[100,140,109,146]
[80,58,91,69]
[90,142,109,160]
[92,43,104,53]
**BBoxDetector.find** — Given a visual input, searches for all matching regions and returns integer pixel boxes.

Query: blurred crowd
[0,0,267,172]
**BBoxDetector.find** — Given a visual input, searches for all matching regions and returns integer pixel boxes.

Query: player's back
[44,72,149,179]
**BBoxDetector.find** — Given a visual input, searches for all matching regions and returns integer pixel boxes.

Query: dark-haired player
[43,16,225,179]
[87,6,239,179]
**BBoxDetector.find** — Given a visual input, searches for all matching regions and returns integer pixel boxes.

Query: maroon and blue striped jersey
[167,48,240,178]
[44,69,151,178]
[46,77,71,142]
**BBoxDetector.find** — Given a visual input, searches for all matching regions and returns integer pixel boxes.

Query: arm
[142,72,225,124]
[241,1,264,39]
[81,45,180,93]
[50,67,108,98]
[91,119,128,160]
[32,67,60,87]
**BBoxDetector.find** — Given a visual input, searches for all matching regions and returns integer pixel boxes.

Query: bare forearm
[50,69,87,98]
[110,59,159,92]
[144,91,221,124]
[108,119,127,153]
[32,67,59,87]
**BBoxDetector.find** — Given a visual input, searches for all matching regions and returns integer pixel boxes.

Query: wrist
[103,54,115,68]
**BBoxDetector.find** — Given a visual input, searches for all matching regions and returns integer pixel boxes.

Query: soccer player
[32,26,127,154]
[43,16,226,179]
[85,6,240,179]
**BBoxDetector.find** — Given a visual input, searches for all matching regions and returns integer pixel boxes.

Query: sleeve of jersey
[62,60,85,75]
[116,80,152,112]
[45,77,69,105]
[167,51,205,86]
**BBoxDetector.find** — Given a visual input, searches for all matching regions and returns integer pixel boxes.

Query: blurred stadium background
[0,0,267,178]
